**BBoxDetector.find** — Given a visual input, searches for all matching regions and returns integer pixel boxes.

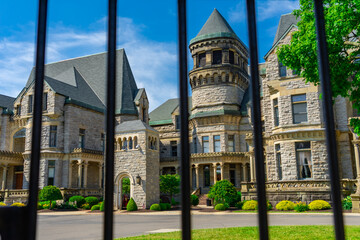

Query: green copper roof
[190,9,240,45]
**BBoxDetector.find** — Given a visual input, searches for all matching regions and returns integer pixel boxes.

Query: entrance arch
[114,172,134,210]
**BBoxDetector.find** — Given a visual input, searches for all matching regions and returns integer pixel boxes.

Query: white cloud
[229,0,299,23]
[0,17,178,111]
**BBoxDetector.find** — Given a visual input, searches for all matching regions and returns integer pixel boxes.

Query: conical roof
[190,9,240,45]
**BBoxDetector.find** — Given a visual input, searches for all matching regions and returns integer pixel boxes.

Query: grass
[117,225,360,240]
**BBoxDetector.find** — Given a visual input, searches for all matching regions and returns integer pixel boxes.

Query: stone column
[1,165,8,190]
[249,152,256,182]
[220,163,224,180]
[213,163,217,184]
[195,164,200,189]
[83,161,88,188]
[242,164,248,182]
[98,163,103,188]
[68,161,73,188]
[77,160,83,188]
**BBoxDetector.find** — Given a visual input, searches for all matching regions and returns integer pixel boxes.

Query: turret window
[212,50,222,64]
[198,53,206,67]
[229,51,234,64]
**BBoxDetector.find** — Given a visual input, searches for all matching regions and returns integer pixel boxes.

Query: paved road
[37,212,360,240]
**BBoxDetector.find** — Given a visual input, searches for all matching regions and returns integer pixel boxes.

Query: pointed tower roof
[190,9,240,45]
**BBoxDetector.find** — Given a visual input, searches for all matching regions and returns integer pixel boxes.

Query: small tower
[189,9,249,115]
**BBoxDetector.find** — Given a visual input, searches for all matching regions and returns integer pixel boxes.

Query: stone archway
[114,172,134,210]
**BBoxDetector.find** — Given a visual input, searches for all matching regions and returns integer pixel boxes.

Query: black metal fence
[0,0,345,240]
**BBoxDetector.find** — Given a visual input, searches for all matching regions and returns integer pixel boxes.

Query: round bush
[294,201,309,212]
[126,198,138,211]
[309,200,331,210]
[11,202,25,207]
[39,186,63,209]
[69,196,86,208]
[342,196,352,210]
[242,200,258,210]
[276,200,295,211]
[214,203,227,211]
[0,202,6,207]
[235,200,245,210]
[85,196,99,207]
[159,203,168,211]
[100,202,105,211]
[150,204,161,211]
[208,180,239,206]
[190,194,199,206]
[91,205,100,211]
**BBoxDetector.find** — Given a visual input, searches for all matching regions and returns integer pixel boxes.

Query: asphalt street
[37,212,360,240]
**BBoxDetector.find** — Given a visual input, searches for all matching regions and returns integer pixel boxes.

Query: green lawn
[117,225,360,240]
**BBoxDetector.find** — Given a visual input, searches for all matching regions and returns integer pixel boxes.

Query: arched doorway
[115,173,133,210]
[13,128,26,153]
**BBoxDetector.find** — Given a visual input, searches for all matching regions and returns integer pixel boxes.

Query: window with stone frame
[229,50,234,64]
[213,135,220,152]
[171,141,177,157]
[198,52,206,67]
[28,95,33,113]
[278,61,287,77]
[79,129,85,148]
[43,92,48,111]
[175,115,180,130]
[48,160,55,185]
[49,125,57,147]
[273,98,279,127]
[212,50,222,64]
[275,144,282,180]
[296,142,312,179]
[202,136,209,153]
[193,137,197,153]
[228,135,235,152]
[292,94,308,124]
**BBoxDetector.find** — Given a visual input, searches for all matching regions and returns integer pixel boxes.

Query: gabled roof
[190,8,240,45]
[116,119,157,133]
[264,13,300,60]
[25,49,139,115]
[0,94,15,110]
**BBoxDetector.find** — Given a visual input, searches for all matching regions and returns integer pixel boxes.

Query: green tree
[277,0,360,132]
[38,185,63,209]
[160,174,180,201]
[122,178,130,194]
[207,180,240,206]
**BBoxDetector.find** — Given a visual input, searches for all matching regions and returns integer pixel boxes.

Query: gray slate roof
[116,119,157,133]
[25,49,139,114]
[0,94,15,110]
[273,13,300,45]
[190,9,240,45]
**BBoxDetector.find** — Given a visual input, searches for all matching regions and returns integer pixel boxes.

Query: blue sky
[0,0,299,110]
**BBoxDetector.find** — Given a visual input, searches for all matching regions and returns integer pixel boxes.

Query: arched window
[114,139,117,151]
[148,137,151,149]
[123,138,127,150]
[119,138,122,150]
[129,137,133,149]
[134,136,138,149]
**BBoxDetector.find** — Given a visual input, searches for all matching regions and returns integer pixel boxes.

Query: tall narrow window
[175,115,180,130]
[49,126,57,147]
[203,165,210,187]
[101,133,105,151]
[292,94,307,124]
[123,138,127,150]
[214,135,220,152]
[79,129,85,148]
[171,141,177,157]
[129,137,133,149]
[142,108,146,122]
[273,98,279,126]
[229,164,236,185]
[43,92,48,111]
[228,135,235,152]
[193,137,197,153]
[16,105,21,116]
[202,136,209,153]
[212,50,222,64]
[48,160,55,186]
[28,95,33,113]
[275,144,282,180]
[216,165,221,181]
[229,50,234,64]
[198,52,206,67]
[296,142,312,179]
[279,61,287,77]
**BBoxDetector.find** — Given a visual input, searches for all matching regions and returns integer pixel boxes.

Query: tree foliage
[207,180,240,206]
[122,178,130,194]
[159,174,180,201]
[39,185,63,209]
[277,0,360,131]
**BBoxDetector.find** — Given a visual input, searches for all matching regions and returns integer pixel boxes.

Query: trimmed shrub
[276,200,295,211]
[57,202,77,210]
[235,200,246,210]
[38,185,63,209]
[91,205,100,211]
[11,202,25,207]
[159,203,170,211]
[150,204,161,211]
[342,196,352,210]
[39,201,56,209]
[267,200,273,210]
[0,202,6,207]
[208,180,238,206]
[81,203,90,210]
[242,200,258,210]
[85,196,99,207]
[190,194,199,206]
[294,201,309,212]
[214,203,227,211]
[309,200,331,210]
[100,202,105,211]
[69,196,86,208]
[171,198,179,206]
[126,198,138,211]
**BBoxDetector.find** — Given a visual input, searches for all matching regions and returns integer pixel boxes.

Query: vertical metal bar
[245,1,269,239]
[103,0,117,239]
[313,1,345,240]
[27,0,48,239]
[177,0,191,239]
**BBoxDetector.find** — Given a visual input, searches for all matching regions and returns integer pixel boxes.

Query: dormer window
[198,53,206,67]
[212,50,222,64]
[175,115,180,130]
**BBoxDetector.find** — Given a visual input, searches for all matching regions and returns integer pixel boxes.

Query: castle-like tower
[189,9,249,115]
